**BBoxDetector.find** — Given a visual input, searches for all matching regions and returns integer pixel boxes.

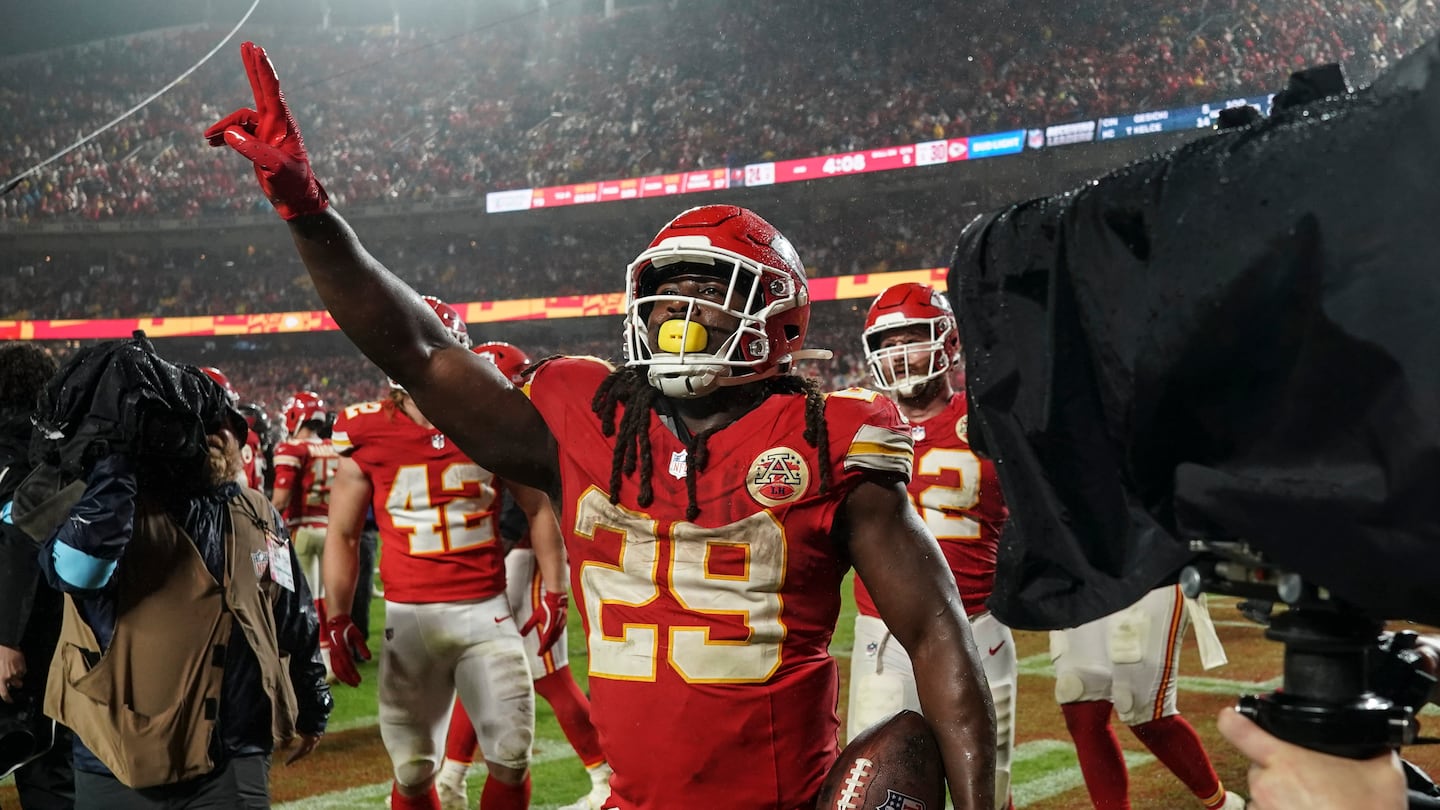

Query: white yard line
[1011,739,1155,808]
[274,738,575,810]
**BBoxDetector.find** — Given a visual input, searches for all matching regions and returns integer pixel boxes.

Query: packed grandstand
[1,0,1435,416]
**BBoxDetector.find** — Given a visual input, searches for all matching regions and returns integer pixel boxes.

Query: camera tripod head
[1181,540,1434,760]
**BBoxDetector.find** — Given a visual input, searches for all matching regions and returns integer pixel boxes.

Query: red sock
[479,773,531,810]
[1129,715,1226,808]
[389,784,441,810]
[1061,700,1130,810]
[535,667,605,767]
[445,698,480,764]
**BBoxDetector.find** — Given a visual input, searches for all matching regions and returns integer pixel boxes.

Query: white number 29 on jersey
[573,488,786,684]
[386,463,497,555]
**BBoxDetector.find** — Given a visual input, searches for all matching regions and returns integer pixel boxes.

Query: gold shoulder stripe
[825,387,881,402]
[844,424,914,477]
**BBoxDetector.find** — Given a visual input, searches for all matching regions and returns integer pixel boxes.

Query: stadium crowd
[0,205,953,320]
[0,0,1433,223]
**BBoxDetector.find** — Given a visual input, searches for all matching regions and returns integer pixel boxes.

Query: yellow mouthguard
[657,320,708,353]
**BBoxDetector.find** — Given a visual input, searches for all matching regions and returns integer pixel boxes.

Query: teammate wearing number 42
[206,39,996,810]
[848,282,1017,810]
[437,342,612,810]
[319,298,571,810]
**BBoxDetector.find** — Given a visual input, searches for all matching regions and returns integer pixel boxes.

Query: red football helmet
[199,366,240,406]
[862,282,961,397]
[282,390,328,437]
[422,294,471,349]
[472,341,531,385]
[622,205,825,397]
[391,295,471,391]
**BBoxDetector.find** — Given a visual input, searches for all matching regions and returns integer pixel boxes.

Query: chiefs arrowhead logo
[746,446,810,507]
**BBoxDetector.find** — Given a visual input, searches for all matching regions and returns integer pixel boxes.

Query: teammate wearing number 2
[318,296,570,810]
[848,282,1017,810]
[207,40,995,810]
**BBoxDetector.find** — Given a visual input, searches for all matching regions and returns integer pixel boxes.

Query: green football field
[9,574,1439,809]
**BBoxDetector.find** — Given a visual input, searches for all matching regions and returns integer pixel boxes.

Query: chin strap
[646,347,837,399]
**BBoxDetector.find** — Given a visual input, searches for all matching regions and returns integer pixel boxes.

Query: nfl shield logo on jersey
[431,433,446,450]
[877,790,926,810]
[669,450,688,480]
[746,446,810,508]
[911,424,926,442]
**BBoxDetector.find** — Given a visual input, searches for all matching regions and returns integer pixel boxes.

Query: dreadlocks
[592,367,833,520]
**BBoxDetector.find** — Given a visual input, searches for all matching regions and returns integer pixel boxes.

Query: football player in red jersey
[436,343,611,810]
[238,401,276,494]
[200,366,266,490]
[319,299,570,810]
[271,390,340,678]
[208,43,995,810]
[850,282,1017,810]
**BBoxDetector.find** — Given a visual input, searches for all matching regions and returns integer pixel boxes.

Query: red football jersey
[332,399,507,604]
[272,436,340,531]
[242,430,265,491]
[854,392,1008,619]
[527,357,914,810]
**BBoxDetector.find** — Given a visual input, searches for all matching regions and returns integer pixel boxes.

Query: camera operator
[28,339,332,809]
[0,342,72,809]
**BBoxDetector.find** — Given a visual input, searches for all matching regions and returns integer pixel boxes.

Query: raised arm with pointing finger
[208,42,997,810]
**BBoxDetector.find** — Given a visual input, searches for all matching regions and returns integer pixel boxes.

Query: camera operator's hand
[281,732,322,766]
[1218,707,1406,810]
[0,644,25,703]
[204,41,329,221]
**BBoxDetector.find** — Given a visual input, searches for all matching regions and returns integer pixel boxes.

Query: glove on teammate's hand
[324,613,371,687]
[519,590,569,656]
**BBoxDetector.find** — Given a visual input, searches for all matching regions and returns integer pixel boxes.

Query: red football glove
[204,41,329,221]
[519,590,568,656]
[324,613,371,687]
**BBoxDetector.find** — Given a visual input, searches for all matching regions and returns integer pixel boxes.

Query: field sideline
[6,579,1438,809]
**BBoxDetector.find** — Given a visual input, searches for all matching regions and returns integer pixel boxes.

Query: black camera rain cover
[30,334,243,479]
[951,36,1440,630]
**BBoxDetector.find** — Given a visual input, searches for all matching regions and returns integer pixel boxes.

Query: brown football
[814,709,946,810]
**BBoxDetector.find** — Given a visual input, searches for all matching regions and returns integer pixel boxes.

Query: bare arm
[205,42,558,494]
[506,481,567,594]
[843,478,996,810]
[322,456,370,619]
[271,484,293,514]
[286,212,559,494]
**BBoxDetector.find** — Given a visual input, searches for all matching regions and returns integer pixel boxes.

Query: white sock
[587,762,612,789]
[439,758,471,786]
